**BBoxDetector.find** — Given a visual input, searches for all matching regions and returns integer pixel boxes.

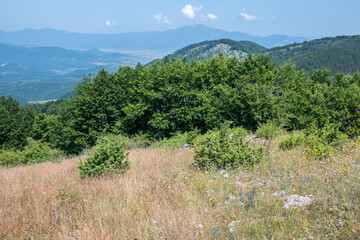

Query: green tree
[0,96,35,149]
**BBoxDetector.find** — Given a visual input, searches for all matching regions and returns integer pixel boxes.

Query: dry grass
[0,141,359,239]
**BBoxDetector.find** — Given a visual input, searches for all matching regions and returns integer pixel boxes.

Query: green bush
[0,138,64,166]
[193,125,265,169]
[279,124,348,160]
[78,135,130,177]
[256,121,284,140]
[279,132,304,150]
[303,123,348,160]
[0,150,22,166]
[20,138,64,164]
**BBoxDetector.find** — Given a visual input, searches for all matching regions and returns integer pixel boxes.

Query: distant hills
[155,35,360,74]
[0,43,144,104]
[0,25,307,51]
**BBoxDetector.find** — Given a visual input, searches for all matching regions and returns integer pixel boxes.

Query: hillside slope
[155,35,360,74]
[267,35,360,74]
[160,39,267,63]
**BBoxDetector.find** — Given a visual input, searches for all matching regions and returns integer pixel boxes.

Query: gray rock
[283,195,313,209]
[272,190,286,197]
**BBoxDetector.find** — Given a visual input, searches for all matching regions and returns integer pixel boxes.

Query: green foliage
[78,135,130,177]
[20,138,64,165]
[27,98,68,115]
[0,150,22,166]
[152,133,189,149]
[255,121,284,140]
[303,124,348,160]
[279,133,304,150]
[4,51,360,155]
[152,130,200,149]
[0,96,35,149]
[0,138,64,166]
[193,125,265,169]
[267,35,360,74]
[279,124,348,159]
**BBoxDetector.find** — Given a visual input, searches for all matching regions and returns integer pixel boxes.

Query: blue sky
[1,0,359,38]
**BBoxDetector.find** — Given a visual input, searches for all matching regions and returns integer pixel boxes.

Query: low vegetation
[78,135,130,177]
[0,132,359,239]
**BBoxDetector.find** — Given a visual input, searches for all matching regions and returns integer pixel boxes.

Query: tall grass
[0,137,359,239]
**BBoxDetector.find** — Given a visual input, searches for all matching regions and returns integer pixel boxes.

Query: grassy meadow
[0,135,359,240]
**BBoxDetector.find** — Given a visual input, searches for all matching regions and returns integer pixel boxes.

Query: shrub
[0,138,64,166]
[279,124,348,160]
[279,132,304,150]
[0,150,22,166]
[193,125,265,169]
[20,138,64,164]
[78,135,130,177]
[303,124,348,160]
[256,121,284,140]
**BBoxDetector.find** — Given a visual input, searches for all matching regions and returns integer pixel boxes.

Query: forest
[1,54,360,157]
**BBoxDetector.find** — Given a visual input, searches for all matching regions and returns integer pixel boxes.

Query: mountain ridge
[0,24,308,51]
[154,35,360,74]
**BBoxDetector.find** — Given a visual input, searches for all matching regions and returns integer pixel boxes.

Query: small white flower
[196,224,203,229]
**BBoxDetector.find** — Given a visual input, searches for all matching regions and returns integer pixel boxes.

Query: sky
[1,0,360,38]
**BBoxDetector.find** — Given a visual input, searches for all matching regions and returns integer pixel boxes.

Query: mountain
[154,35,360,75]
[0,25,307,51]
[148,39,267,64]
[0,43,146,104]
[265,35,360,74]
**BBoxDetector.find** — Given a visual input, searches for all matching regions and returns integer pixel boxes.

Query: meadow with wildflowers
[0,129,359,239]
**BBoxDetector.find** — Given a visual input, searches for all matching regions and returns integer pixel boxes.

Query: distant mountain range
[155,35,360,74]
[0,25,307,51]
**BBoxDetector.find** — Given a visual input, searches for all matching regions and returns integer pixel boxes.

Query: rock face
[283,195,313,209]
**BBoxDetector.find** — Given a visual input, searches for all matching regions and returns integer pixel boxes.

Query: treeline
[1,55,360,154]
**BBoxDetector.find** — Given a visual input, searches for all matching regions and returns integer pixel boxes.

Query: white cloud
[181,4,202,19]
[240,9,260,21]
[154,13,163,22]
[201,13,218,21]
[154,13,171,24]
[105,19,116,26]
[163,16,170,24]
[207,13,218,20]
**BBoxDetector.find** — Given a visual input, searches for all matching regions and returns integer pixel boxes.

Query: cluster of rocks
[272,190,315,209]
